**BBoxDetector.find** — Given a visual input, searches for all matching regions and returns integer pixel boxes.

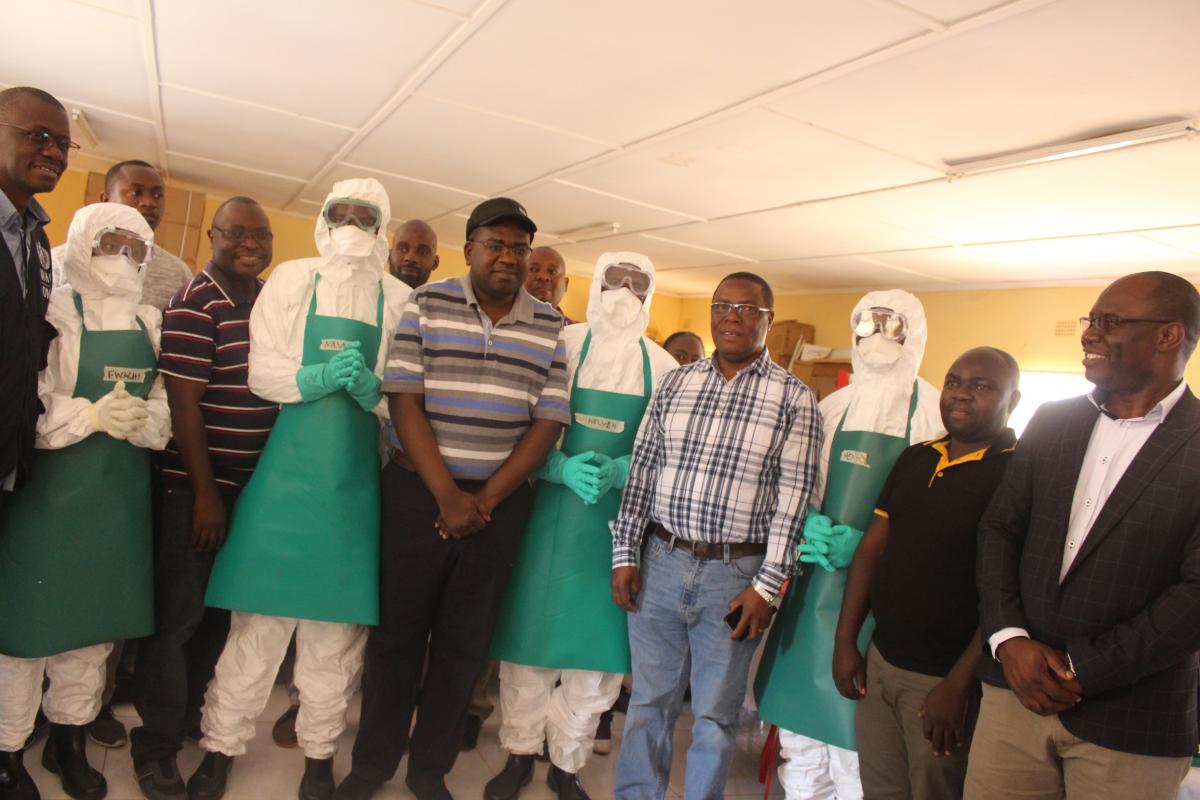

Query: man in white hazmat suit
[0,202,171,800]
[187,179,411,800]
[486,253,678,800]
[754,290,944,799]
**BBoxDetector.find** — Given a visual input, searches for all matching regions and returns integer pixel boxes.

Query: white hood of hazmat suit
[62,202,154,331]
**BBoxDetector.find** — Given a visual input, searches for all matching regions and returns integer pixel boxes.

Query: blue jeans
[615,535,764,800]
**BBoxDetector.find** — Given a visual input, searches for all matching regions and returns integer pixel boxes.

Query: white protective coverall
[0,203,170,750]
[497,252,678,774]
[778,289,944,800]
[198,179,411,760]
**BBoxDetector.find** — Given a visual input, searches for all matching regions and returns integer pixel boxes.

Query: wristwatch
[752,583,781,609]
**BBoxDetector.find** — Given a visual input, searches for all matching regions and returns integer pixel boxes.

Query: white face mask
[856,334,904,370]
[600,287,643,327]
[329,225,378,258]
[89,254,141,297]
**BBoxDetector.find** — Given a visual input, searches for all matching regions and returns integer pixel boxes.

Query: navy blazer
[977,389,1200,757]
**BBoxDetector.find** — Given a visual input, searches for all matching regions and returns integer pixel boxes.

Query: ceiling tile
[766,0,1200,168]
[0,0,150,118]
[651,255,949,296]
[167,153,307,209]
[505,182,700,242]
[893,0,1014,24]
[553,232,752,273]
[1139,226,1200,257]
[300,165,484,224]
[657,200,950,262]
[345,95,609,195]
[69,107,159,166]
[155,0,464,127]
[564,107,941,219]
[162,86,349,179]
[878,234,1200,284]
[421,0,924,144]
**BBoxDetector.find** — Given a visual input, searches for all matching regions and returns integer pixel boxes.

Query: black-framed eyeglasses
[711,302,771,321]
[470,238,531,260]
[0,122,80,154]
[212,225,274,244]
[1078,314,1174,334]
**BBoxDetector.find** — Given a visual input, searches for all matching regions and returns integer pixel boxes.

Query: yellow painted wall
[678,285,1200,389]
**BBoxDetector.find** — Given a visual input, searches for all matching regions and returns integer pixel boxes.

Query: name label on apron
[320,338,352,351]
[103,366,149,383]
[839,449,870,468]
[575,412,625,434]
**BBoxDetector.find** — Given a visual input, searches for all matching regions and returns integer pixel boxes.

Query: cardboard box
[766,320,815,369]
[81,171,204,267]
[791,358,852,400]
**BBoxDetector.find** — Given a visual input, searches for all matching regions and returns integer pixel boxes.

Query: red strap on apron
[758,723,781,799]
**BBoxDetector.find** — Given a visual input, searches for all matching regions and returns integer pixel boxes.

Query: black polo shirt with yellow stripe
[868,428,1017,677]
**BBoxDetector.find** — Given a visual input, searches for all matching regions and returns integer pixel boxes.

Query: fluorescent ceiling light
[945,120,1196,178]
[69,108,99,149]
[556,221,620,241]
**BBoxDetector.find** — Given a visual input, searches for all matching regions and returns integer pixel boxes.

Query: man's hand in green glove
[296,359,341,402]
[800,523,865,571]
[797,511,837,572]
[595,454,632,500]
[332,342,381,411]
[537,449,602,504]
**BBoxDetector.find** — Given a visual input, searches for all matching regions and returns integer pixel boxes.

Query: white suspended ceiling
[2,0,1198,295]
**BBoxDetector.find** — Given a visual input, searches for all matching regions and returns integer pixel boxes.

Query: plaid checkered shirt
[610,348,823,595]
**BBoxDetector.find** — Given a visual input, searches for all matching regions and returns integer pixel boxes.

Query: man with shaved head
[967,272,1200,800]
[0,86,70,512]
[388,220,439,289]
[525,246,574,325]
[52,160,193,311]
[834,346,1020,800]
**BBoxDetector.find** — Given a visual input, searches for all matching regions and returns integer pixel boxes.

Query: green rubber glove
[797,510,837,571]
[536,449,601,504]
[595,454,632,500]
[296,361,340,402]
[334,344,382,412]
[800,523,865,571]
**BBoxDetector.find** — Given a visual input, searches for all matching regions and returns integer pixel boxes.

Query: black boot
[546,765,591,800]
[186,751,233,800]
[298,758,334,800]
[483,754,534,800]
[459,714,482,751]
[0,749,41,800]
[41,724,106,800]
[332,772,380,800]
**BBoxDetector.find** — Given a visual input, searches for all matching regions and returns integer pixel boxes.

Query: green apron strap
[572,330,652,399]
[573,330,592,396]
[830,377,921,442]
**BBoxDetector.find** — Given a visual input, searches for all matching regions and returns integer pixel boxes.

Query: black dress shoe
[459,714,482,751]
[41,724,106,800]
[298,757,334,800]
[135,757,186,799]
[186,751,233,800]
[0,749,41,800]
[404,771,453,800]
[86,706,127,749]
[483,754,534,800]
[546,765,591,800]
[593,711,612,756]
[332,772,380,800]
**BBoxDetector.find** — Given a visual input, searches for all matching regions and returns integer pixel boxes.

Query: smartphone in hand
[724,607,748,641]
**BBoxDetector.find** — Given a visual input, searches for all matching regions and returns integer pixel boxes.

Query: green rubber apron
[491,332,651,674]
[205,276,383,625]
[0,293,157,657]
[755,382,918,751]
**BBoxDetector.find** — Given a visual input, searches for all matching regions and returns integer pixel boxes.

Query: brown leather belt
[652,524,766,560]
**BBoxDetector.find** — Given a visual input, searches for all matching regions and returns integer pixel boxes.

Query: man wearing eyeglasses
[128,197,278,800]
[191,179,411,800]
[609,271,822,799]
[0,87,71,513]
[51,160,193,314]
[338,197,569,800]
[965,271,1200,800]
[756,290,944,799]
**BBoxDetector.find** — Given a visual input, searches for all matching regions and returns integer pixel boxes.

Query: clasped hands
[541,449,629,505]
[796,512,864,572]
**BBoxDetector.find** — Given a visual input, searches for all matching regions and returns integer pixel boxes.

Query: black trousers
[350,463,532,783]
[130,483,235,765]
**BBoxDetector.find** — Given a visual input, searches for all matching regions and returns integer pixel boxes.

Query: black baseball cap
[466,197,537,240]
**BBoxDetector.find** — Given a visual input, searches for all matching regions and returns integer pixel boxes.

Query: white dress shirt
[988,379,1189,658]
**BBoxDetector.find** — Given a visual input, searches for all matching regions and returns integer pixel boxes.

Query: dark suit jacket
[977,389,1200,757]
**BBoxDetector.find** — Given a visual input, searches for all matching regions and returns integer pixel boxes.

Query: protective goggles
[92,227,152,268]
[851,307,908,341]
[600,263,651,296]
[323,199,382,234]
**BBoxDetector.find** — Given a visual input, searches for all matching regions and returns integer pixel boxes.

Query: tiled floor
[21,685,784,799]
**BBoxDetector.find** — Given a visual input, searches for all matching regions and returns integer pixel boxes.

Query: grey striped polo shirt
[383,275,570,480]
